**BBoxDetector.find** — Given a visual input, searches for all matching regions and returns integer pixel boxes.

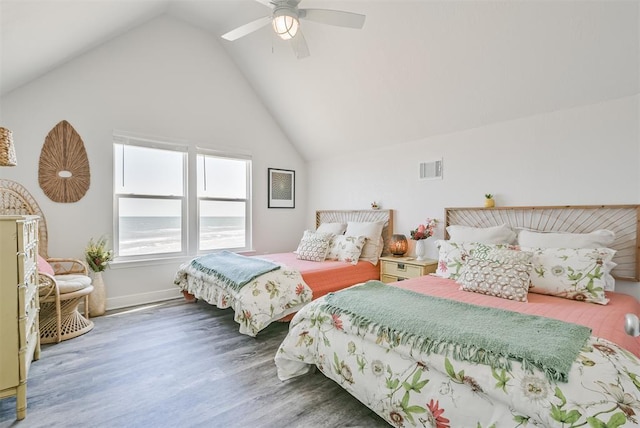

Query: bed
[174,209,392,336]
[275,205,640,427]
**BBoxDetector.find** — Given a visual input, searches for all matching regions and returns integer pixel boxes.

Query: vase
[485,198,495,208]
[89,271,107,317]
[414,239,427,261]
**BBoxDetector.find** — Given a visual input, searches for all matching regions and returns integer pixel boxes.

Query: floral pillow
[525,247,616,305]
[326,235,367,265]
[345,221,385,265]
[457,245,533,302]
[434,240,477,280]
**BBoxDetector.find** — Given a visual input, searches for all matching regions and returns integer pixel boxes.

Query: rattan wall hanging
[39,120,90,203]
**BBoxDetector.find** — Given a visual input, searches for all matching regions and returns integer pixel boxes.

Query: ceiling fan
[221,0,366,59]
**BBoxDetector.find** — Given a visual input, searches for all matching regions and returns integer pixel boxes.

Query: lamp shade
[0,127,16,166]
[389,234,408,256]
[273,13,299,40]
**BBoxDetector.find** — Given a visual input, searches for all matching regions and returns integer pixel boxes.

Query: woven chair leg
[40,297,94,344]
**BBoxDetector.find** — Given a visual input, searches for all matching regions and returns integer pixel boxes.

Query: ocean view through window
[114,134,251,259]
[198,155,249,251]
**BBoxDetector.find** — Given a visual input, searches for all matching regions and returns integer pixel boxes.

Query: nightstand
[379,256,438,283]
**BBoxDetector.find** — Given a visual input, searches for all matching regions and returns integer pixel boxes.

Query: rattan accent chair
[0,179,94,343]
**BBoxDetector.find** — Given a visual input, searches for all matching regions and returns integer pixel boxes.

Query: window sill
[110,249,256,270]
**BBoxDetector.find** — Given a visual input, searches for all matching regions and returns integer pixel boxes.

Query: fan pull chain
[203,155,207,191]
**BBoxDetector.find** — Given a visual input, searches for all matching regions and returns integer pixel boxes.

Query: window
[114,134,251,260]
[197,154,250,251]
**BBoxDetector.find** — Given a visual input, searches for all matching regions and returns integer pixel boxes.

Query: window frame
[195,149,252,254]
[113,133,252,263]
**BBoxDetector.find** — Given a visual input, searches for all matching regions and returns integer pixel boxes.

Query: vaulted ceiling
[1,0,638,161]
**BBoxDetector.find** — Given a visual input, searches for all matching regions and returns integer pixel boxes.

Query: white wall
[0,16,308,309]
[309,95,640,299]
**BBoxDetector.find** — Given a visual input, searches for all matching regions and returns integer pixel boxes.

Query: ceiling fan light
[273,14,299,40]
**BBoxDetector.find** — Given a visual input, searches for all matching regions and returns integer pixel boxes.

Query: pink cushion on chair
[37,255,55,276]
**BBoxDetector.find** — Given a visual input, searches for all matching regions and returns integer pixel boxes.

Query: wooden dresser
[0,215,41,420]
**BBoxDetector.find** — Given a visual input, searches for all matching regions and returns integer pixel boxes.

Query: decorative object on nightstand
[371,201,380,210]
[389,234,408,256]
[0,127,17,166]
[410,218,437,261]
[484,194,495,208]
[379,256,437,283]
[85,236,114,317]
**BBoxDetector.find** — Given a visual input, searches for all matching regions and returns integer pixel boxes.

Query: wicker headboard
[0,179,49,258]
[445,205,640,281]
[316,209,394,256]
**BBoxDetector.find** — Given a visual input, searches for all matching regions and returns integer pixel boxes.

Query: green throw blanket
[190,251,280,292]
[321,281,592,382]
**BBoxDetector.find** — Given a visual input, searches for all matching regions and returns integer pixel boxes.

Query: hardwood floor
[0,299,388,428]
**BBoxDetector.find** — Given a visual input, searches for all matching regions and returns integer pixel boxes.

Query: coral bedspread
[174,252,379,336]
[276,275,640,427]
[261,252,380,301]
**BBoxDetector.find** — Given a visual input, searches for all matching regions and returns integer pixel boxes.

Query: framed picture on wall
[268,168,295,208]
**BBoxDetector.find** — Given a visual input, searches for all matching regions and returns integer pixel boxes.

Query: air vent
[419,159,443,180]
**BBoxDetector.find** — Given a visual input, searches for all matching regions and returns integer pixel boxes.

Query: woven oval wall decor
[39,120,91,203]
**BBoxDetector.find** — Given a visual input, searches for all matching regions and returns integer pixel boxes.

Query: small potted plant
[85,236,114,273]
[85,236,114,316]
[484,194,495,208]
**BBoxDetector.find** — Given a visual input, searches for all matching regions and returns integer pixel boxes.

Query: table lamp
[389,234,408,256]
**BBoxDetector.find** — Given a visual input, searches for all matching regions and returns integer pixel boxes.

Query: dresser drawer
[24,265,37,289]
[25,332,38,375]
[25,291,39,332]
[17,250,36,286]
[17,282,37,318]
[21,219,38,249]
[19,298,39,348]
[381,274,410,283]
[381,260,423,278]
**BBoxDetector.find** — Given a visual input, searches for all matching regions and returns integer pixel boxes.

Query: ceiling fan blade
[299,9,366,29]
[255,0,301,6]
[221,16,272,41]
[291,31,310,60]
[254,0,274,7]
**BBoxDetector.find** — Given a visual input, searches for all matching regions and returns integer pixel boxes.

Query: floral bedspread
[174,260,312,336]
[275,293,640,427]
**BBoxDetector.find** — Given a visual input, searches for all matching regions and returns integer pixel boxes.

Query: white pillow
[447,224,516,244]
[317,222,347,235]
[345,221,385,265]
[517,229,615,249]
[526,247,615,305]
[326,235,367,265]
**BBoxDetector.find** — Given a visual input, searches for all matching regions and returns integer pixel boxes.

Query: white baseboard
[106,288,183,311]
